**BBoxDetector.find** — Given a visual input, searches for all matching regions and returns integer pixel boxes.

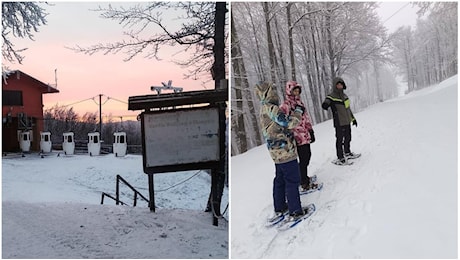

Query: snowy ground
[231,75,458,258]
[2,153,228,258]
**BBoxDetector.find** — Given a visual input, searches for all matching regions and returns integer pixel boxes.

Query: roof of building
[2,70,59,94]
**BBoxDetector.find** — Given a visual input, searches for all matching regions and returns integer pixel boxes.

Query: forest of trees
[231,2,457,155]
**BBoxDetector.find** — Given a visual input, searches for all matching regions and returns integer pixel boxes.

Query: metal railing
[101,174,149,207]
[101,192,127,205]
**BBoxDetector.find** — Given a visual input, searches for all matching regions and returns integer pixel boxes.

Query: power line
[106,96,128,105]
[382,2,411,25]
[106,114,139,118]
[62,96,98,108]
[56,94,127,108]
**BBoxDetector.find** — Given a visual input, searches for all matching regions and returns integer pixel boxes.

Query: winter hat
[255,81,279,104]
[333,77,347,90]
[286,80,301,95]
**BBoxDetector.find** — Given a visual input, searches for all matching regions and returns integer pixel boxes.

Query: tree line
[231,2,457,155]
[391,2,457,92]
[43,105,142,147]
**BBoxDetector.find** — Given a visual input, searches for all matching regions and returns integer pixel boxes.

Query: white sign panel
[143,107,220,167]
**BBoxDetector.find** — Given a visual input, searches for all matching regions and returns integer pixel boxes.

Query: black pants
[296,144,311,186]
[335,125,351,159]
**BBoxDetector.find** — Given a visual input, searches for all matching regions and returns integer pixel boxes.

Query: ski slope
[231,75,458,258]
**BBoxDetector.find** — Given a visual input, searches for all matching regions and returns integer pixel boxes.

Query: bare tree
[71,2,228,83]
[262,2,277,85]
[231,2,398,155]
[231,12,248,154]
[286,3,296,81]
[2,2,47,64]
[391,2,457,92]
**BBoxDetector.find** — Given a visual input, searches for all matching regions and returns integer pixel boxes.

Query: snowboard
[299,182,323,196]
[265,203,316,230]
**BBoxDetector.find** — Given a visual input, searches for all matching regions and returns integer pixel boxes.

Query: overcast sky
[376,2,419,33]
[4,1,420,120]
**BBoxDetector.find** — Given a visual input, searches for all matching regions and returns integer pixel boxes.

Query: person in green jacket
[322,77,359,165]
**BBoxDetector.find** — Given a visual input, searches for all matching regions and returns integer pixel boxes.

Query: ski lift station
[40,131,52,153]
[113,132,127,157]
[88,132,101,156]
[62,132,75,155]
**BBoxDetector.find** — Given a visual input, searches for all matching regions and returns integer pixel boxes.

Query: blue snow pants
[273,159,302,215]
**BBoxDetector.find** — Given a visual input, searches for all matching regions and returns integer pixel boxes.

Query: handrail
[116,174,149,206]
[101,192,127,205]
[100,175,149,207]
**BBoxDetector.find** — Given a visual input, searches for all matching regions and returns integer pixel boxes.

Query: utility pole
[99,94,103,134]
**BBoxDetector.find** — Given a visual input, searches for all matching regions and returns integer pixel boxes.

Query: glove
[294,105,305,114]
[309,130,315,143]
[353,119,358,127]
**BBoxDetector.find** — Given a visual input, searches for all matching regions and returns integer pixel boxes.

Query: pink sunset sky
[3,2,215,121]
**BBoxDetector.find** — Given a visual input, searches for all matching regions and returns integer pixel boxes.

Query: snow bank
[2,154,228,258]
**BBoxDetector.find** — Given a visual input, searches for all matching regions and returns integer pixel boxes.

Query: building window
[2,90,23,106]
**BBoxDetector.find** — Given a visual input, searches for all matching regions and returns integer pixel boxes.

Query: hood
[332,77,347,90]
[255,81,279,105]
[285,80,302,100]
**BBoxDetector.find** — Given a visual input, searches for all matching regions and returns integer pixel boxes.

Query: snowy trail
[231,75,457,258]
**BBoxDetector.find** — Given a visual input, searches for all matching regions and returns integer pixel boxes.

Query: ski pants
[297,144,312,186]
[335,125,352,159]
[273,159,302,215]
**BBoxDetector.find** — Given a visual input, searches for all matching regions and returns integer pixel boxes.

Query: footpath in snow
[231,75,458,258]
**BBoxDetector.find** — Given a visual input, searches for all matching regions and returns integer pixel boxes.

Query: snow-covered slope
[231,75,457,258]
[2,154,228,258]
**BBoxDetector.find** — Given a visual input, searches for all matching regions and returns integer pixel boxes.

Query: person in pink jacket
[280,81,318,191]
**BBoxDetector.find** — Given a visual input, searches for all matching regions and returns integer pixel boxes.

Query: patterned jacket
[322,77,356,127]
[255,82,302,164]
[280,81,314,146]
